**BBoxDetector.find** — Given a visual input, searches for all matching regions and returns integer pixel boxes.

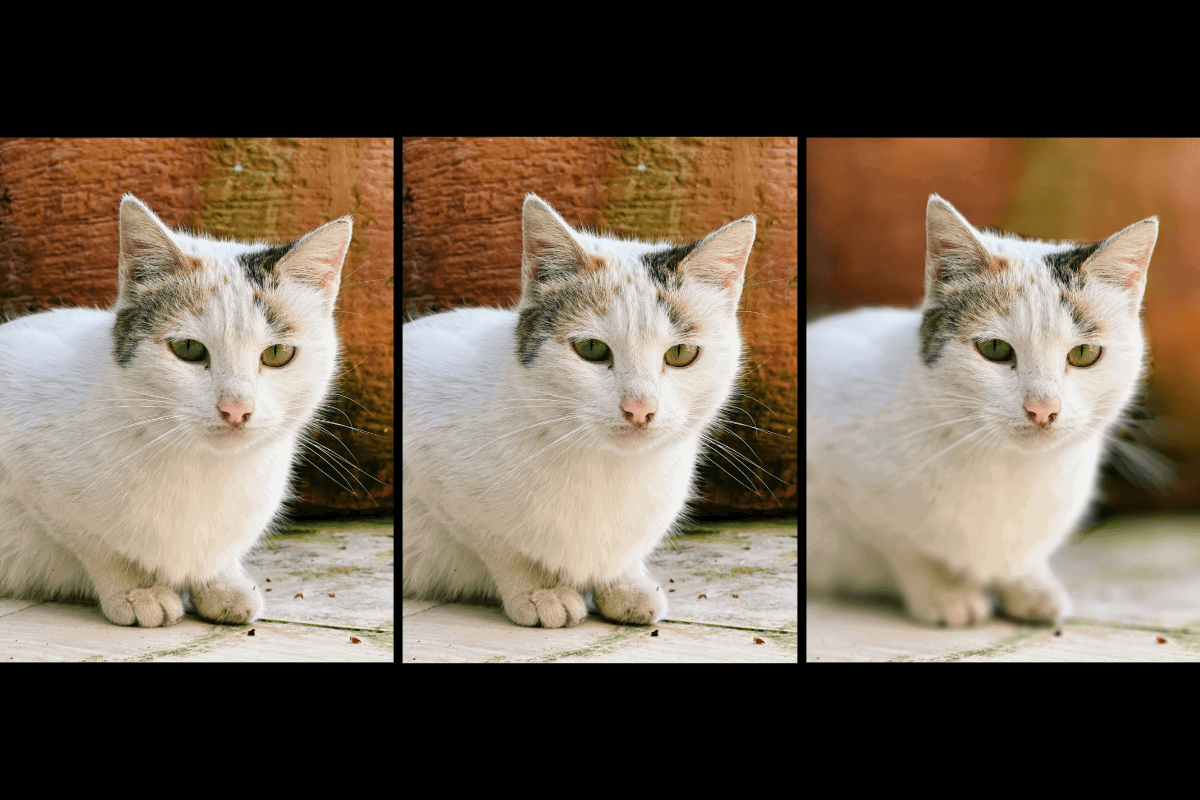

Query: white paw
[191,576,263,625]
[100,585,185,627]
[594,581,667,625]
[503,586,587,628]
[903,581,993,627]
[998,571,1070,623]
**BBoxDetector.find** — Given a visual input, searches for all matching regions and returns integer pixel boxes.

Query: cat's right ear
[118,194,190,297]
[521,193,591,295]
[924,194,994,296]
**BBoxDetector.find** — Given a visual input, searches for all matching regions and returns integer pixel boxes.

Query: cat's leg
[870,533,993,627]
[63,532,184,627]
[593,566,667,625]
[189,564,263,625]
[996,565,1070,624]
[470,530,587,628]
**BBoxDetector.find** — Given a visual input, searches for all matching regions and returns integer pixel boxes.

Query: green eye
[1067,343,1102,368]
[261,343,296,368]
[664,343,699,367]
[573,338,610,362]
[976,339,1014,362]
[170,339,207,362]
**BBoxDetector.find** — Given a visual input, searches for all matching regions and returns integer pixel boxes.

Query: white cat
[806,194,1157,627]
[0,194,352,627]
[402,193,756,628]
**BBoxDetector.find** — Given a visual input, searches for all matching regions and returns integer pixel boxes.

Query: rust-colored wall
[0,137,394,514]
[402,137,798,514]
[807,137,1200,513]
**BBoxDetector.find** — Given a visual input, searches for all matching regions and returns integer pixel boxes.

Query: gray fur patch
[1043,241,1101,290]
[113,281,212,367]
[641,241,698,290]
[516,279,615,367]
[238,242,296,290]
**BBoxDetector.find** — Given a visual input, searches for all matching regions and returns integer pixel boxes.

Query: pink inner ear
[1123,252,1152,289]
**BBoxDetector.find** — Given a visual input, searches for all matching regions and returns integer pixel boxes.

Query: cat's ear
[521,193,592,293]
[924,194,995,294]
[277,215,353,300]
[118,194,191,296]
[1080,216,1158,298]
[678,215,756,303]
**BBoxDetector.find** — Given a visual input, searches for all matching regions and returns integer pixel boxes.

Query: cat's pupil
[261,343,296,368]
[171,338,207,362]
[976,338,1013,362]
[573,338,609,362]
[665,343,699,367]
[1068,343,1102,368]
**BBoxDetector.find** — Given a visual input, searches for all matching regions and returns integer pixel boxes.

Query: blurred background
[806,138,1200,516]
[0,138,394,516]
[403,137,799,515]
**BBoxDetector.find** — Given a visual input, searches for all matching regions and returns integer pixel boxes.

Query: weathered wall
[807,137,1200,513]
[0,137,394,513]
[402,137,798,514]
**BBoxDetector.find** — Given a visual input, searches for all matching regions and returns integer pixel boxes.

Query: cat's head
[920,194,1157,453]
[514,193,755,454]
[111,194,352,454]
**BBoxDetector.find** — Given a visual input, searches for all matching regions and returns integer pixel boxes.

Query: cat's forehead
[171,233,295,291]
[514,238,714,366]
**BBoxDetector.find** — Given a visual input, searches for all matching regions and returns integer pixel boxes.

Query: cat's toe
[907,585,992,628]
[506,586,587,628]
[594,582,667,625]
[101,585,184,627]
[998,572,1069,623]
[191,579,263,625]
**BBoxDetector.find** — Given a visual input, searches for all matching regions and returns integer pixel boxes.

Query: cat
[806,194,1157,627]
[0,194,352,627]
[402,192,756,628]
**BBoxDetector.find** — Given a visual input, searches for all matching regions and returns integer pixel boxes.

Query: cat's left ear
[1081,216,1158,298]
[679,215,757,304]
[277,215,353,302]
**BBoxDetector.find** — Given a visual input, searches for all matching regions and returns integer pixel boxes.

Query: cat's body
[806,194,1157,627]
[0,194,352,627]
[403,193,755,627]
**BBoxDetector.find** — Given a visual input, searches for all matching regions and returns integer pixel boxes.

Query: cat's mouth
[608,427,658,451]
[1010,426,1060,450]
[204,425,256,451]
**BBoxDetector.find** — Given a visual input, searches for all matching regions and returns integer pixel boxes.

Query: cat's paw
[903,581,993,628]
[100,585,185,627]
[594,580,667,625]
[191,575,263,625]
[998,570,1070,624]
[503,586,587,628]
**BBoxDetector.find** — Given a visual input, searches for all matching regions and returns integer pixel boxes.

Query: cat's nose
[218,398,255,428]
[1023,398,1060,428]
[621,398,657,428]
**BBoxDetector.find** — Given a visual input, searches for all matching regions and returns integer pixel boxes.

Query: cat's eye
[664,343,699,367]
[170,338,207,362]
[1067,343,1102,368]
[976,338,1014,362]
[262,343,296,368]
[573,338,610,362]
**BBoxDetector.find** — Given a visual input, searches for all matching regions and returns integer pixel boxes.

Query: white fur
[806,195,1157,627]
[0,195,351,627]
[402,194,755,628]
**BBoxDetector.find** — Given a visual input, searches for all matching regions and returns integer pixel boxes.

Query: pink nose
[1023,398,1060,428]
[218,399,254,428]
[621,398,657,428]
